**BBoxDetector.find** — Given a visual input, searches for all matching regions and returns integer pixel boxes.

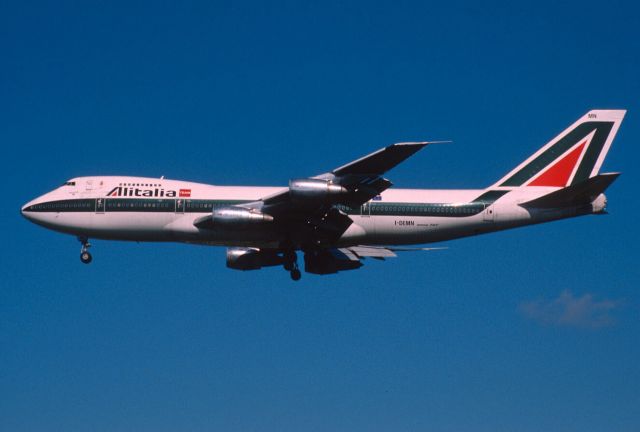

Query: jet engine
[289,178,348,203]
[213,206,273,226]
[193,206,273,232]
[194,206,274,231]
[226,247,283,270]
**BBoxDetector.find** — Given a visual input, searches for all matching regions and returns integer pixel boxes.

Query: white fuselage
[21,176,604,249]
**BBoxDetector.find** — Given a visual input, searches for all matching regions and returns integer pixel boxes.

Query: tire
[80,251,92,264]
[290,268,302,281]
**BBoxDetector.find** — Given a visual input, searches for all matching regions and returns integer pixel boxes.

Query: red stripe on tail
[528,141,586,187]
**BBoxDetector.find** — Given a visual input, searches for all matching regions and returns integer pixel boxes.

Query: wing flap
[340,245,448,259]
[342,246,398,258]
[305,245,447,274]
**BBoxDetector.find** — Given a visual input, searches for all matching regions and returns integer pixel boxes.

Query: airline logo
[107,186,178,197]
[499,121,615,187]
[179,189,191,197]
[527,139,588,187]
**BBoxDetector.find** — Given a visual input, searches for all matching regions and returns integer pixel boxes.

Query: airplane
[22,109,625,280]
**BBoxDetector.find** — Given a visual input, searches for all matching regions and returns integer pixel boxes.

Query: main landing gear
[290,267,302,281]
[283,250,302,281]
[78,236,92,264]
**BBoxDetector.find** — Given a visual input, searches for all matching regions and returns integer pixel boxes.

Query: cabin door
[175,198,186,214]
[483,204,495,222]
[361,201,371,217]
[96,198,105,214]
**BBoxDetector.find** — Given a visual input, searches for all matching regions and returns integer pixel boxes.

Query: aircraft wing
[331,142,429,178]
[247,142,432,244]
[261,142,431,212]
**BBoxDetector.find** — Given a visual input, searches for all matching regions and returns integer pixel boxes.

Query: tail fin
[492,110,625,188]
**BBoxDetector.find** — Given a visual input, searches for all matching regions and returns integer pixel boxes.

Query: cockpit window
[62,181,76,186]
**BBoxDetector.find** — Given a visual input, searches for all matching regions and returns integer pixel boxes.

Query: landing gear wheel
[80,251,92,264]
[290,268,302,281]
[283,250,297,271]
[78,236,92,264]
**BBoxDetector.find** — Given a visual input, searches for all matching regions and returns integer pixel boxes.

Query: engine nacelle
[212,206,274,227]
[289,178,348,203]
[226,247,282,270]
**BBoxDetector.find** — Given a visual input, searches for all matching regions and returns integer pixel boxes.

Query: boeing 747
[22,110,625,280]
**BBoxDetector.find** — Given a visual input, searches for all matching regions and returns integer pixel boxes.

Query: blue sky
[2,1,639,431]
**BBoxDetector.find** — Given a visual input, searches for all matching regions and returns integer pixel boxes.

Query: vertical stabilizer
[492,110,625,188]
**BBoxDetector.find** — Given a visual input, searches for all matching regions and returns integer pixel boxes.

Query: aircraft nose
[21,202,30,219]
[21,198,38,221]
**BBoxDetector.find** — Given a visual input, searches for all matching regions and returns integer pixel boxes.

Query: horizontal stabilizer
[519,173,620,209]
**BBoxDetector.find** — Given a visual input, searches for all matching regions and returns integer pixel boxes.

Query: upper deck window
[62,181,76,186]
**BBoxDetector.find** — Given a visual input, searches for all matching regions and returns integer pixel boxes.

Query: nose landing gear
[78,237,92,264]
